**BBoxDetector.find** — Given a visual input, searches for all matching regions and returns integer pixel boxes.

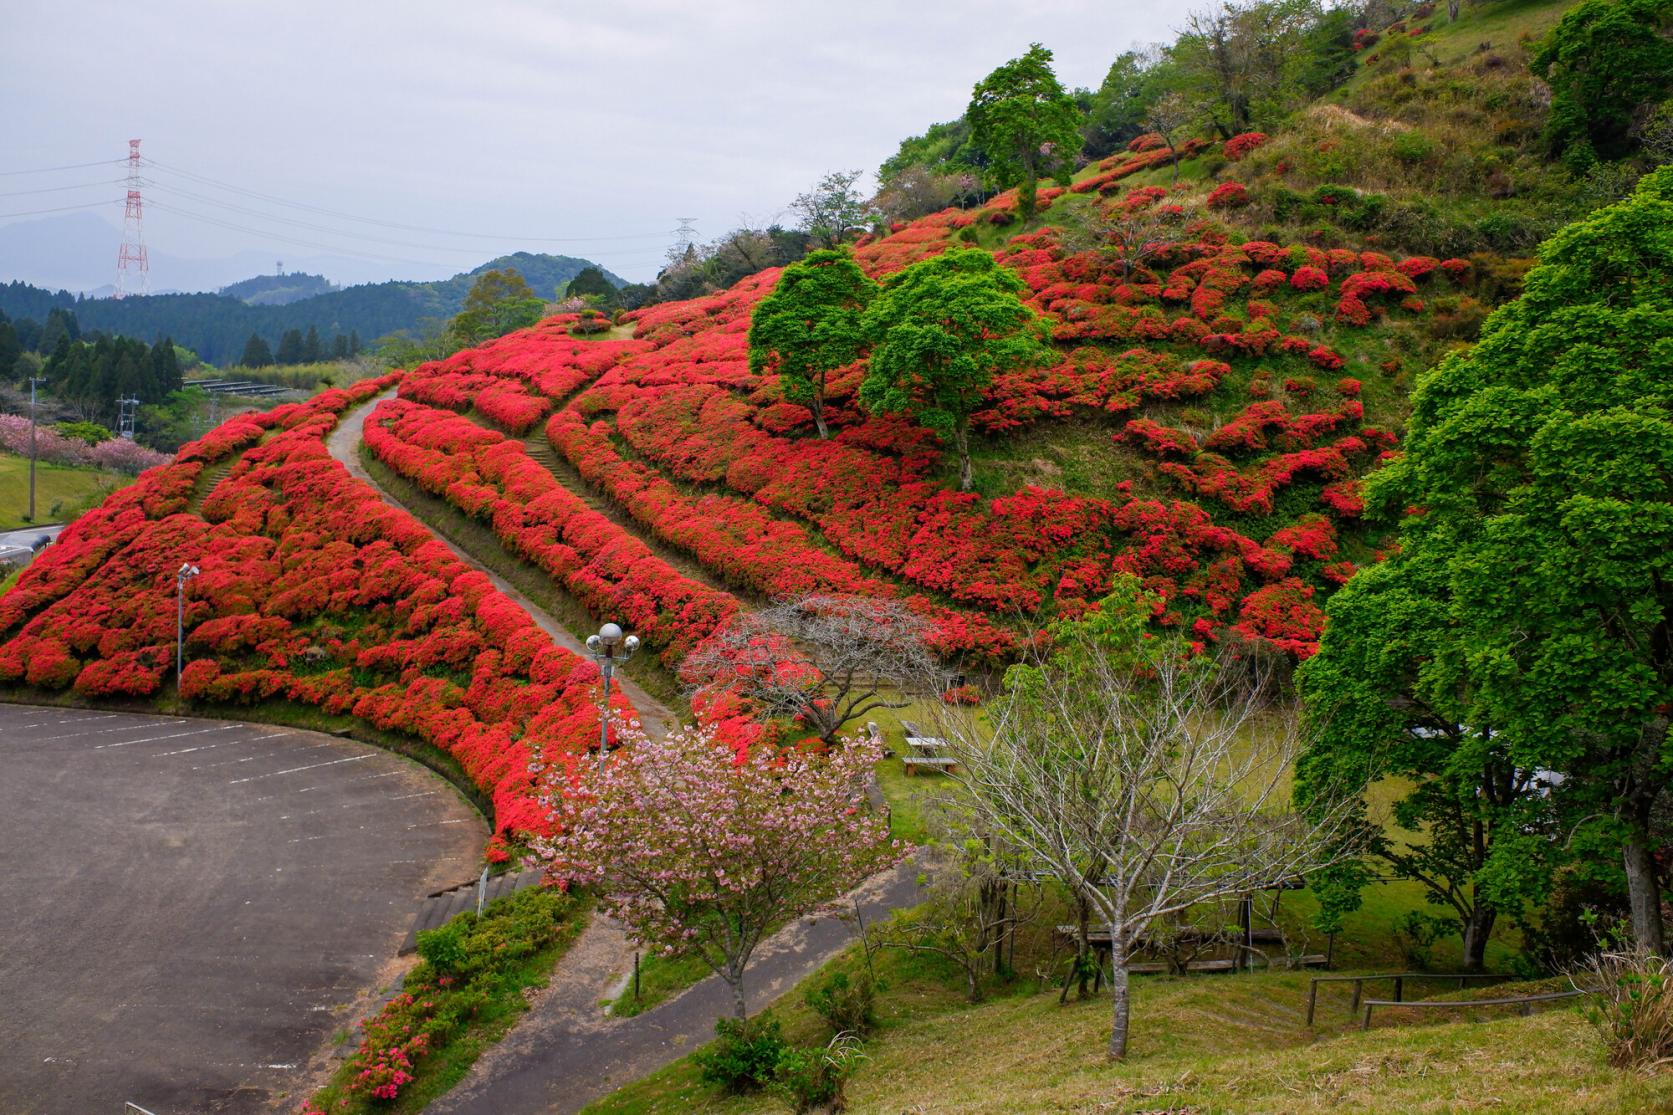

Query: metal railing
[1305,971,1512,1026]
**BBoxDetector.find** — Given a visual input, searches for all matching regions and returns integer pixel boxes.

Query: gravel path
[326,393,676,737]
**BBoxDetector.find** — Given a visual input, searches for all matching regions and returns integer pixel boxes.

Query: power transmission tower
[673,216,697,257]
[115,139,149,299]
[117,396,140,440]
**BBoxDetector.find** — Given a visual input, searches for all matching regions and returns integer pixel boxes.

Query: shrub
[416,917,470,977]
[1206,182,1250,209]
[696,1016,788,1093]
[1586,951,1673,1070]
[771,1035,866,1113]
[804,970,879,1037]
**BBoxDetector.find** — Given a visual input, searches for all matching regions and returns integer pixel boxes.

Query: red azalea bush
[1222,132,1268,161]
[0,376,626,840]
[1206,182,1250,209]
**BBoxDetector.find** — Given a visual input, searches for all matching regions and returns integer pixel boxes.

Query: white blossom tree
[935,581,1363,1059]
[536,724,898,1019]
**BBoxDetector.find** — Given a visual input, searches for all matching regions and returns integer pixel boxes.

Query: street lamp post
[584,622,640,772]
[176,562,200,703]
[26,376,43,523]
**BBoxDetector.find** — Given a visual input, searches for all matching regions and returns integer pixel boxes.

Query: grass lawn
[0,453,128,530]
[586,935,1670,1115]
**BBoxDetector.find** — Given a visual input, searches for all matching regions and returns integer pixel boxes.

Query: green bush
[55,420,113,445]
[1586,951,1673,1070]
[696,1015,788,1093]
[771,1035,865,1113]
[416,917,470,976]
[804,970,879,1037]
[1390,131,1436,165]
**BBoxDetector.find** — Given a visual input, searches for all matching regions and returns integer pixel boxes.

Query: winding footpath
[330,390,928,1113]
[326,393,675,738]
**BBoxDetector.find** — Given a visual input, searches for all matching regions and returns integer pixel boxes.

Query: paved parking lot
[0,704,487,1114]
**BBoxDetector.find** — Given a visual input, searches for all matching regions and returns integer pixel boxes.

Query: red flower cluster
[0,377,625,839]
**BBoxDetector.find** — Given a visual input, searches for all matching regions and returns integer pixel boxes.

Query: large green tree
[448,268,544,348]
[240,332,274,368]
[967,43,1082,221]
[859,248,1050,491]
[1298,167,1673,955]
[1532,0,1673,168]
[747,249,878,439]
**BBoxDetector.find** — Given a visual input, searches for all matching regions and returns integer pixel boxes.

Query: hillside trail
[326,392,675,738]
[425,855,925,1115]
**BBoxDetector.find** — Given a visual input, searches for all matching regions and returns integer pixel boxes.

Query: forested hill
[0,252,625,364]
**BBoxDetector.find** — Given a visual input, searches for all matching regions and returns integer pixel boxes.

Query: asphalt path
[0,703,486,1114]
[0,522,65,568]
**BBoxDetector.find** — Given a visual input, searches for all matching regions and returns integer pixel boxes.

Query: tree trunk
[1624,830,1666,955]
[1108,931,1131,1061]
[729,964,749,1019]
[812,391,828,439]
[1460,902,1497,971]
[954,420,972,491]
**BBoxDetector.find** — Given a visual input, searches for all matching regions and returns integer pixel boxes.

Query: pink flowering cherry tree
[535,724,899,1019]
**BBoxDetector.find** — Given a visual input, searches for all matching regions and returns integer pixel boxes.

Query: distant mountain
[0,211,452,294]
[0,253,627,364]
[220,271,339,306]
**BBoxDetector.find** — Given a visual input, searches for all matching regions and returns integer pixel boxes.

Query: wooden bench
[1361,988,1589,1030]
[903,754,957,774]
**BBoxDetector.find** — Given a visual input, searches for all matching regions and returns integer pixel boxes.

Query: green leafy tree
[301,325,322,363]
[275,328,305,365]
[0,317,21,381]
[859,248,1050,490]
[448,268,544,348]
[967,43,1083,221]
[790,171,875,249]
[1298,167,1673,955]
[1532,0,1673,168]
[566,265,617,308]
[240,333,273,368]
[747,249,878,439]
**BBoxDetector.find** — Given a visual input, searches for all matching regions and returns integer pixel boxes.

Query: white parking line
[158,732,284,757]
[95,725,239,750]
[33,719,189,742]
[228,753,371,785]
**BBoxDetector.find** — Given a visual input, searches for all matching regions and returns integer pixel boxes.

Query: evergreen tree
[275,328,305,364]
[0,318,20,382]
[240,333,274,368]
[301,325,322,363]
[447,269,544,348]
[566,265,616,304]
[149,337,182,396]
[348,330,361,357]
[331,332,349,359]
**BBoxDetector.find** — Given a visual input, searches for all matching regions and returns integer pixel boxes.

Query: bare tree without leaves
[1144,92,1199,184]
[1069,200,1184,282]
[934,584,1363,1060]
[682,594,944,744]
[873,810,1043,1002]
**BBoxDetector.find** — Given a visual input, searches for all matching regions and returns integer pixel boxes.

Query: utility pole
[26,376,42,523]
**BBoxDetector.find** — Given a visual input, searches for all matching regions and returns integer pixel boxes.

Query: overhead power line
[0,179,126,198]
[0,158,128,177]
[141,156,674,244]
[0,200,120,220]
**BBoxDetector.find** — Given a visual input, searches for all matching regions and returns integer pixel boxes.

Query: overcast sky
[1,1,1181,286]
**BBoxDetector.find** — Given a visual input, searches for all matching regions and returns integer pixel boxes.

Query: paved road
[0,522,65,568]
[0,703,487,1115]
[326,395,675,737]
[426,859,926,1114]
